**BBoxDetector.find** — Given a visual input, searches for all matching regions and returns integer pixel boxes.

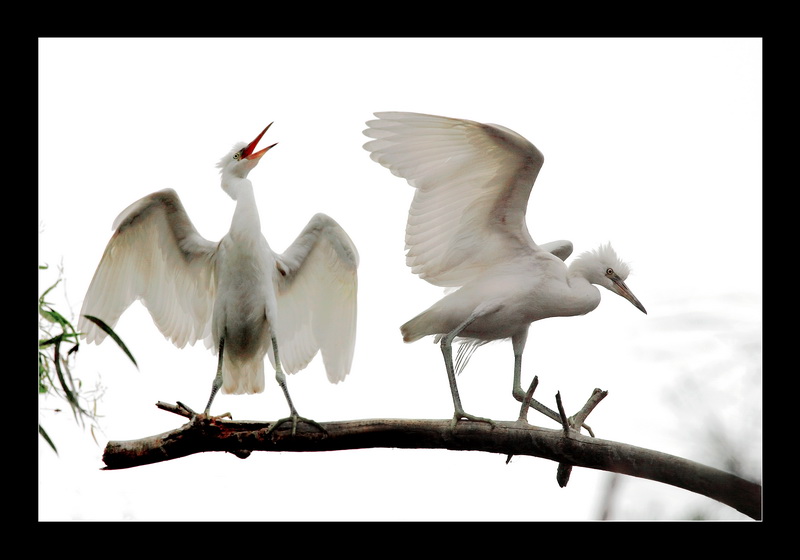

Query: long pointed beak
[611,277,647,314]
[243,122,278,161]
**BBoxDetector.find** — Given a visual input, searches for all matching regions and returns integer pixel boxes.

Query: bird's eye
[233,152,241,161]
[606,267,614,276]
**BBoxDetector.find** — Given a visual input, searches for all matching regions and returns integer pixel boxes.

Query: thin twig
[568,389,607,438]
[517,375,540,422]
[555,391,574,487]
[163,401,232,421]
[555,392,569,435]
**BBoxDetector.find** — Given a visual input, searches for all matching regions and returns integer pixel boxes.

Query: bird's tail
[221,355,266,395]
[400,312,433,343]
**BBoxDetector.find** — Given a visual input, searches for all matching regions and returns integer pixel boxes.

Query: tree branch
[101,401,762,520]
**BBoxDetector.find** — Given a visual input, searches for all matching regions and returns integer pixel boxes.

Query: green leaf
[39,424,58,455]
[51,336,83,421]
[81,315,138,369]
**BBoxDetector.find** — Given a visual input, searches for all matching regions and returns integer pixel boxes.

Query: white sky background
[38,38,762,521]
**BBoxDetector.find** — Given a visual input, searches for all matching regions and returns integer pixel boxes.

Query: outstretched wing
[363,111,545,287]
[272,213,359,383]
[78,188,219,349]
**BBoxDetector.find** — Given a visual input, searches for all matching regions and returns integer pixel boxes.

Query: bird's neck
[227,178,262,237]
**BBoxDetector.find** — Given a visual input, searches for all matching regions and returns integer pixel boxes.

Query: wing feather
[78,189,218,349]
[272,213,359,383]
[364,112,545,287]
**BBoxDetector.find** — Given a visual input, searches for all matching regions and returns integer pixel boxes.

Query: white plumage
[363,111,645,426]
[79,124,358,428]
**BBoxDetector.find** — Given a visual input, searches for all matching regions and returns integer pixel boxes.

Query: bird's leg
[510,331,559,424]
[511,349,561,426]
[202,338,226,416]
[441,315,496,430]
[267,336,327,437]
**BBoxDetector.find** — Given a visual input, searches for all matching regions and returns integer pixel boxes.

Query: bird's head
[217,123,277,195]
[571,243,647,314]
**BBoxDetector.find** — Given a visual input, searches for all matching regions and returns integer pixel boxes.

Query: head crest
[574,243,631,279]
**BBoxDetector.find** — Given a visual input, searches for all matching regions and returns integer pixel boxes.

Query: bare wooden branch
[101,401,762,520]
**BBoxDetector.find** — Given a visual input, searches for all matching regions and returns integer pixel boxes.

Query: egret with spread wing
[79,124,359,433]
[363,112,645,427]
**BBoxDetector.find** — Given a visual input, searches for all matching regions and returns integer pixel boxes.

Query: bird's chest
[215,239,274,316]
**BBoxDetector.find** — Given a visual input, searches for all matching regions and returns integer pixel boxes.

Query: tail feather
[221,355,266,394]
[400,313,430,343]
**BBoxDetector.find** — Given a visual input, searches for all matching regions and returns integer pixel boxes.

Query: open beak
[611,276,647,314]
[243,122,278,161]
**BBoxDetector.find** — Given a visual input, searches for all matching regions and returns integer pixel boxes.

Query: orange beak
[243,123,278,161]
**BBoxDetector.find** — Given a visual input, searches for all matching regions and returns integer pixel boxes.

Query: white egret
[363,112,646,427]
[78,124,359,433]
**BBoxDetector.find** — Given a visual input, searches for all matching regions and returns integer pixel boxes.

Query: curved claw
[267,415,328,437]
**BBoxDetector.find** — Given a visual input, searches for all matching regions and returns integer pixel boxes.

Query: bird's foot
[451,411,496,430]
[176,401,231,422]
[267,414,328,437]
